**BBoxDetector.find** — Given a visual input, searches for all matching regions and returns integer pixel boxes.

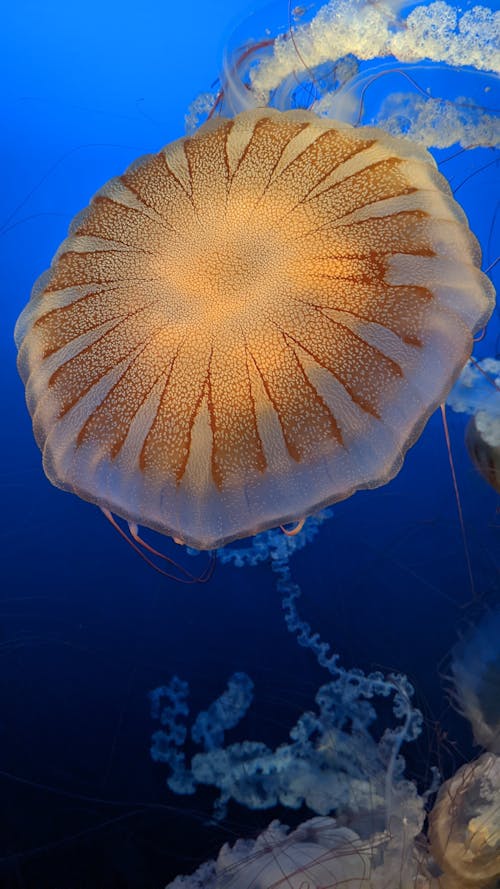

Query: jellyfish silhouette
[447,357,500,494]
[14,107,494,549]
[450,608,500,754]
[466,413,500,494]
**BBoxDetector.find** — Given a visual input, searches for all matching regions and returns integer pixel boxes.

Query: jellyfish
[447,357,500,494]
[149,525,500,888]
[424,610,500,888]
[449,609,500,755]
[149,510,500,887]
[465,412,500,494]
[447,358,500,419]
[165,816,432,889]
[428,752,500,889]
[14,106,495,550]
[149,516,433,885]
[204,0,500,149]
[147,517,443,888]
[162,754,500,889]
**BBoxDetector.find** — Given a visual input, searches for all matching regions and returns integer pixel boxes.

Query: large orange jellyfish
[14,108,494,549]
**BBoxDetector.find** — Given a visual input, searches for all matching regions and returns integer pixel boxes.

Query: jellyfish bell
[14,0,497,552]
[428,752,500,889]
[14,107,494,550]
[165,817,410,889]
[170,755,499,889]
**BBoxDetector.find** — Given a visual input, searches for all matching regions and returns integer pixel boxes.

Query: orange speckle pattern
[15,109,495,548]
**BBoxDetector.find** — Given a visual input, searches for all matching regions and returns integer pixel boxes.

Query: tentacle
[101,509,215,583]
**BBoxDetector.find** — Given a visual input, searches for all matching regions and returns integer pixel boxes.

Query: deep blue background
[1,1,499,887]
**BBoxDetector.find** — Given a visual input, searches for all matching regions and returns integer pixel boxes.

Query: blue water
[1,1,499,887]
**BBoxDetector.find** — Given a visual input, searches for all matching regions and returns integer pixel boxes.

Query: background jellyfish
[428,752,500,889]
[449,608,500,754]
[447,358,500,493]
[153,527,499,888]
[166,817,430,889]
[466,414,500,495]
[164,750,500,888]
[2,0,499,886]
[196,0,500,143]
[151,520,433,886]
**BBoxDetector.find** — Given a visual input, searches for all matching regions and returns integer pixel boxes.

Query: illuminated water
[2,1,499,886]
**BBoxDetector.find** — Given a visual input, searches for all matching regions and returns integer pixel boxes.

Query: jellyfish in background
[466,414,500,495]
[447,358,500,494]
[428,753,500,889]
[152,524,500,888]
[166,817,429,889]
[199,0,500,150]
[163,749,499,889]
[14,0,496,552]
[423,609,500,888]
[449,608,500,755]
[151,518,435,886]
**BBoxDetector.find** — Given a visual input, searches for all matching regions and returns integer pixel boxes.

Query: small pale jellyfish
[165,816,432,889]
[448,358,500,493]
[450,608,500,755]
[466,410,500,494]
